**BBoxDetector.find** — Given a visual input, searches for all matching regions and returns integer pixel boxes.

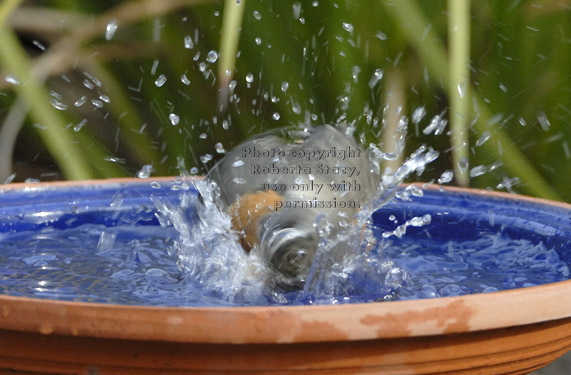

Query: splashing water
[151,181,271,305]
[146,133,451,304]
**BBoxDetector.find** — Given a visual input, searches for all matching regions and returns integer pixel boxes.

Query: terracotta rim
[0,178,570,344]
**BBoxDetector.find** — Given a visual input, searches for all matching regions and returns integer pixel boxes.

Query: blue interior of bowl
[0,181,569,306]
[372,188,571,266]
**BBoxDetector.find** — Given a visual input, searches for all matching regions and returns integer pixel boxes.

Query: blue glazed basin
[0,178,570,375]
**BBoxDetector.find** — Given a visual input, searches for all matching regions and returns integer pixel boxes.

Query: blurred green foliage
[0,0,569,201]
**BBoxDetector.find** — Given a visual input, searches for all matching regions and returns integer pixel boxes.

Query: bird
[206,124,380,290]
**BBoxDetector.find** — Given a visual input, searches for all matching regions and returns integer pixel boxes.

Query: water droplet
[293,3,302,19]
[169,113,180,126]
[487,113,503,126]
[291,102,301,115]
[537,111,550,131]
[32,40,46,51]
[475,130,491,147]
[342,22,354,33]
[518,117,527,126]
[74,96,87,107]
[3,173,16,184]
[232,159,245,167]
[206,50,218,63]
[489,161,502,171]
[412,106,426,124]
[255,37,262,45]
[137,164,153,179]
[151,59,159,75]
[563,141,571,160]
[184,35,194,49]
[253,10,262,20]
[200,154,213,163]
[105,19,118,40]
[470,165,488,178]
[150,181,161,189]
[233,177,247,184]
[376,31,387,40]
[352,65,361,83]
[272,112,281,120]
[155,74,167,87]
[383,152,397,161]
[91,99,103,108]
[457,157,469,172]
[215,142,226,154]
[281,81,289,93]
[5,74,20,85]
[245,73,254,83]
[50,99,67,111]
[423,111,447,135]
[104,156,126,164]
[457,83,466,98]
[497,176,520,192]
[368,68,383,89]
[99,94,111,103]
[199,133,207,139]
[190,167,199,175]
[73,119,87,132]
[83,79,95,90]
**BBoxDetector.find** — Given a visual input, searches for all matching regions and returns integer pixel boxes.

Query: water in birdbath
[0,1,569,307]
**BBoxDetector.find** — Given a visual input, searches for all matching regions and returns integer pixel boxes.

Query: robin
[207,124,379,289]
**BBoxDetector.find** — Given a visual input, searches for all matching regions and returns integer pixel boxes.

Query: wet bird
[207,124,379,289]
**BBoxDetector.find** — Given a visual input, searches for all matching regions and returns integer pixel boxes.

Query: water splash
[153,125,445,304]
[152,181,270,304]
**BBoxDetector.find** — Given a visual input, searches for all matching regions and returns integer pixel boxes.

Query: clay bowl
[0,178,570,375]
